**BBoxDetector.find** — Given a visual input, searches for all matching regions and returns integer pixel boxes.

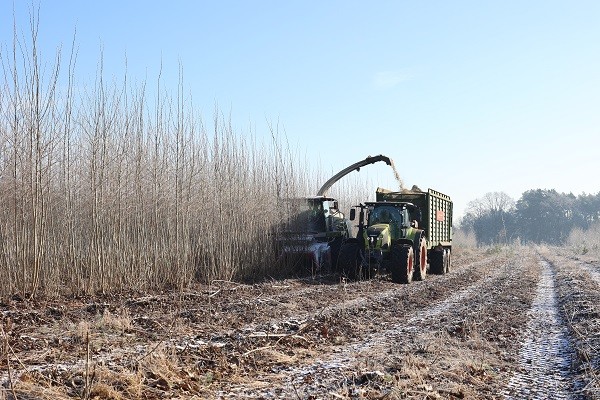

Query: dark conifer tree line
[460,190,600,245]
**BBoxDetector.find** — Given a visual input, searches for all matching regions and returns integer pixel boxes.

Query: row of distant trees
[459,190,600,246]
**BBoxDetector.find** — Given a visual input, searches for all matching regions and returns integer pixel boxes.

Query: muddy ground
[1,246,599,399]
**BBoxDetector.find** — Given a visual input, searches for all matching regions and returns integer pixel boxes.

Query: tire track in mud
[216,255,519,399]
[251,255,504,329]
[555,249,600,286]
[164,255,502,350]
[175,255,506,357]
[1,255,502,393]
[549,251,600,398]
[502,259,579,400]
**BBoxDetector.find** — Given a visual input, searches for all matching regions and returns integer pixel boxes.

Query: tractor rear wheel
[413,236,428,281]
[390,244,414,284]
[337,241,363,280]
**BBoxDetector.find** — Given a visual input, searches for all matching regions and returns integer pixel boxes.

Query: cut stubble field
[1,246,599,399]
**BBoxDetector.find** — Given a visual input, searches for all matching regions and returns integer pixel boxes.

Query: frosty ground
[1,246,599,399]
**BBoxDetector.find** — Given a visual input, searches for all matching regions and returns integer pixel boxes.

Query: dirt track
[1,247,599,399]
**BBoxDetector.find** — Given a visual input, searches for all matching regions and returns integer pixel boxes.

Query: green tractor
[337,201,428,283]
[338,187,453,283]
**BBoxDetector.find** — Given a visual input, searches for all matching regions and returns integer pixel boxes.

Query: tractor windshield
[369,206,402,226]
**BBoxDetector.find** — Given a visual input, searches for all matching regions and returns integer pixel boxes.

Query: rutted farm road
[1,248,600,399]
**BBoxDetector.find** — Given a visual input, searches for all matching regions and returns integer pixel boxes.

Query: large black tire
[337,241,364,280]
[413,236,428,281]
[390,244,414,284]
[329,236,344,272]
[430,250,444,275]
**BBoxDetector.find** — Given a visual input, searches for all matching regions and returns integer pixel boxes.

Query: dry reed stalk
[1,323,18,400]
[0,13,383,299]
[84,329,90,400]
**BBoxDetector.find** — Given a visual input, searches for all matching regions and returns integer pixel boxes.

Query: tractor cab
[364,203,407,246]
[350,202,420,232]
[346,201,425,277]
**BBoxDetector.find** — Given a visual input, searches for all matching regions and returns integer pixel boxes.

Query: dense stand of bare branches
[0,18,373,299]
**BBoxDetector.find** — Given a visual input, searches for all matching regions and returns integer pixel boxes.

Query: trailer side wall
[427,189,452,247]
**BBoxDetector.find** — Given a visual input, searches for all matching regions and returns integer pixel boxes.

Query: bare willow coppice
[0,19,373,299]
[0,22,289,298]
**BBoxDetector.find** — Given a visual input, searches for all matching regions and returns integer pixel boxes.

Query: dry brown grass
[568,221,600,257]
[383,328,511,399]
[452,227,478,249]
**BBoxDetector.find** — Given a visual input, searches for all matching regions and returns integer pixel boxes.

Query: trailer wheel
[413,236,428,281]
[430,250,444,275]
[390,244,414,284]
[337,241,363,280]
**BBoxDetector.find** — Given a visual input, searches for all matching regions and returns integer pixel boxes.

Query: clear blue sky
[2,1,599,219]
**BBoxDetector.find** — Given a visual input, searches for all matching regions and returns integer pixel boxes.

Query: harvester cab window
[284,200,327,233]
[323,200,338,217]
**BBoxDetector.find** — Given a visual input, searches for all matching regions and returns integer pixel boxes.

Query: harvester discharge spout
[316,154,392,197]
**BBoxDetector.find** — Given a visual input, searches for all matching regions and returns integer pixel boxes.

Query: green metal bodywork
[358,202,424,266]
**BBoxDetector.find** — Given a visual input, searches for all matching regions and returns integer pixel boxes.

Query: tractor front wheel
[390,244,414,284]
[413,236,428,281]
[337,241,364,280]
[329,236,344,272]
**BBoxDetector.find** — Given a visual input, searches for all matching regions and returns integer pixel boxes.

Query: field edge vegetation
[0,15,375,299]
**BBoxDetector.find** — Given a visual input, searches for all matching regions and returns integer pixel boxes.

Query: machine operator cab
[283,197,348,236]
[368,205,402,226]
[366,202,421,228]
[349,201,422,240]
[366,204,406,240]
